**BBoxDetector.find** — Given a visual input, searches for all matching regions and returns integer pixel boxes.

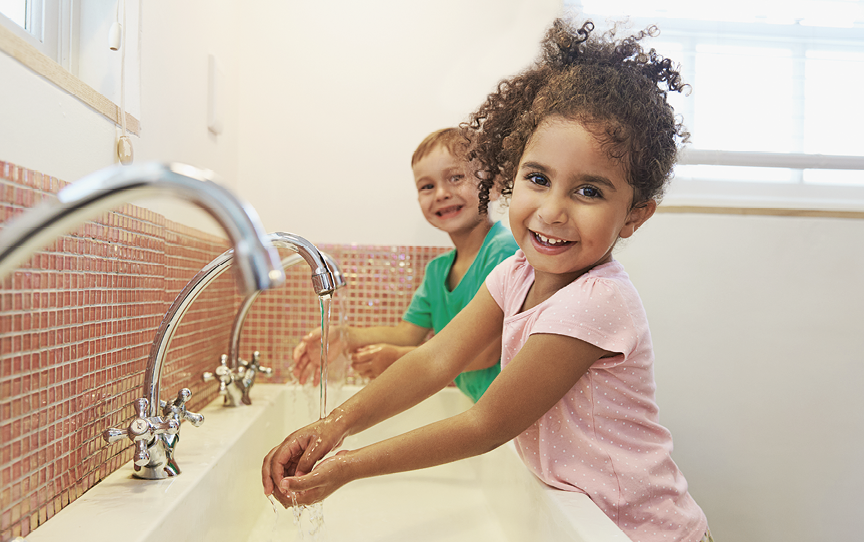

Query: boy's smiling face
[413,145,485,235]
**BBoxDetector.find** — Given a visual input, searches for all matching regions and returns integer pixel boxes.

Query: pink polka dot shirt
[486,252,707,542]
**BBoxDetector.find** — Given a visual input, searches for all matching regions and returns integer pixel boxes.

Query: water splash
[281,492,325,541]
[290,491,302,531]
[266,494,280,542]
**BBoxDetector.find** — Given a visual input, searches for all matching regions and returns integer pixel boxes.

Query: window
[0,0,27,29]
[565,0,864,209]
[0,0,78,72]
[0,0,139,132]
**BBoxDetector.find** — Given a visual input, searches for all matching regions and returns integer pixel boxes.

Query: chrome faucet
[215,237,346,406]
[0,162,284,293]
[146,231,341,408]
[0,162,285,480]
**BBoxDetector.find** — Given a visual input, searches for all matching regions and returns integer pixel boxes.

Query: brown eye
[576,185,602,199]
[527,173,550,187]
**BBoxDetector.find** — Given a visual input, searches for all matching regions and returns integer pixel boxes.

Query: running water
[318,293,331,419]
[265,293,333,541]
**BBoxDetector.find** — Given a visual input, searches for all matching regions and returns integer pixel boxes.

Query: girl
[263,17,710,542]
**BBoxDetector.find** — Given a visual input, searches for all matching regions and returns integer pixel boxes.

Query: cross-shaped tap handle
[102,397,180,467]
[160,388,204,427]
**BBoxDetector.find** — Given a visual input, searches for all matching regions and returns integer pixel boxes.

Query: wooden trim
[657,205,864,220]
[0,24,140,135]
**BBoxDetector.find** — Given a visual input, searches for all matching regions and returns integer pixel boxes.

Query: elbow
[462,407,520,456]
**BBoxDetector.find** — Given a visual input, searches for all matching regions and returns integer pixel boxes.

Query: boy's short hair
[411,128,471,167]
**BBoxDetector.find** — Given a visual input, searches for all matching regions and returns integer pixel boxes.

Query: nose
[435,183,452,201]
[537,194,567,225]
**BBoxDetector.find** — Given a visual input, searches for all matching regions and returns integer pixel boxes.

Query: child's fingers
[271,488,293,509]
[350,344,382,363]
[267,434,312,493]
[292,340,306,362]
[261,448,276,496]
[280,454,350,505]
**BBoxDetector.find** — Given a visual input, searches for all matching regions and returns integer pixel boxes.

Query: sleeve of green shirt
[402,251,452,330]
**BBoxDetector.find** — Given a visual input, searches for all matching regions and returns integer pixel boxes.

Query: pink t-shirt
[486,251,707,542]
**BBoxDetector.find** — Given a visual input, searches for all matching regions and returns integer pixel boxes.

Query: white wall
[615,212,864,542]
[0,0,243,236]
[235,0,561,247]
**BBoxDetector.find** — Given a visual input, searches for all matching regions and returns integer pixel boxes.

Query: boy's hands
[292,327,348,385]
[261,417,347,507]
[349,344,412,379]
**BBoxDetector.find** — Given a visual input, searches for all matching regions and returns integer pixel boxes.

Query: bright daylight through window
[0,0,75,70]
[0,0,26,28]
[567,0,864,208]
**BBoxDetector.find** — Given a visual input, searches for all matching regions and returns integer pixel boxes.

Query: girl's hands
[349,344,411,379]
[280,451,354,506]
[261,417,347,507]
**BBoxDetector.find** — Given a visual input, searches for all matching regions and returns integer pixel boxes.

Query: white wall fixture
[208,53,224,136]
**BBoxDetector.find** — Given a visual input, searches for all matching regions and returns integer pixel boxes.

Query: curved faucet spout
[0,162,285,294]
[0,162,287,478]
[227,244,346,371]
[147,231,342,412]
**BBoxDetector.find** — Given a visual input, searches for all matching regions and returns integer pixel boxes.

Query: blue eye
[450,175,464,184]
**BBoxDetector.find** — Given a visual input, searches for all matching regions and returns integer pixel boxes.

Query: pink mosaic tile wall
[239,243,448,383]
[0,161,449,541]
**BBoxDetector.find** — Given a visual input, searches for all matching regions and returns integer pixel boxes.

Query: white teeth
[536,233,567,245]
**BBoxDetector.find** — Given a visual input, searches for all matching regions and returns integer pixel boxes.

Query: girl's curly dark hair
[465,18,689,213]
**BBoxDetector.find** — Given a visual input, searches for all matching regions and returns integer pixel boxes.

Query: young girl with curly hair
[263,17,711,542]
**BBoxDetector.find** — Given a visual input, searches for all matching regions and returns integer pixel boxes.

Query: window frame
[0,0,78,72]
[0,0,138,134]
[564,3,864,211]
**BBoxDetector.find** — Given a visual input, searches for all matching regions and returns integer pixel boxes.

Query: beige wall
[235,0,560,247]
[2,1,862,541]
[616,211,864,541]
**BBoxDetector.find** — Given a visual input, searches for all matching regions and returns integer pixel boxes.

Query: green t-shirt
[403,221,519,402]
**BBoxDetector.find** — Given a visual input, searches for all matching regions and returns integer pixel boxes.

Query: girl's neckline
[518,256,619,315]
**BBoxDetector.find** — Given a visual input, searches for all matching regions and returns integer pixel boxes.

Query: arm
[281,329,612,505]
[349,343,418,379]
[292,320,430,384]
[264,284,503,504]
[460,337,503,372]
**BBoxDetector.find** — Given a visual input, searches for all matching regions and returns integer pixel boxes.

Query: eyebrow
[520,161,618,191]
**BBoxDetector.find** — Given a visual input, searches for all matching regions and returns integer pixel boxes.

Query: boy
[292,128,518,402]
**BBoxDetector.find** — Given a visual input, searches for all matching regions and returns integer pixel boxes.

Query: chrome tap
[203,354,246,407]
[150,231,343,407]
[102,390,203,478]
[0,162,285,480]
[0,162,284,293]
[222,236,347,405]
[232,351,273,406]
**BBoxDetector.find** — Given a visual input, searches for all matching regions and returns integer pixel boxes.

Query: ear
[619,199,657,239]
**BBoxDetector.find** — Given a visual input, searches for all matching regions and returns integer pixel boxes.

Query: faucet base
[131,431,182,479]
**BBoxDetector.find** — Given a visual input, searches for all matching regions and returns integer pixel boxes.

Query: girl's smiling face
[509,117,656,284]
